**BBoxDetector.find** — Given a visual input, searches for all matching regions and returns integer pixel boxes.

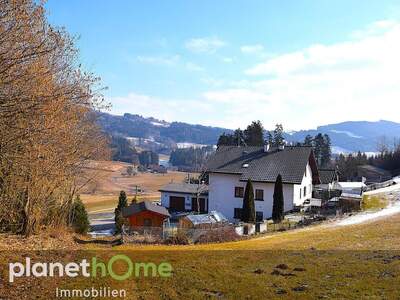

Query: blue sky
[46,1,400,130]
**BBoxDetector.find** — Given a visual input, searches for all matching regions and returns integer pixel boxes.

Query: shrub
[195,227,240,244]
[164,231,190,245]
[70,195,90,234]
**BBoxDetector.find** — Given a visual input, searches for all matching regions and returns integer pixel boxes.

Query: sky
[45,0,400,131]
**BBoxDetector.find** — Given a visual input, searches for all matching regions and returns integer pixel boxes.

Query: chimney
[264,143,270,152]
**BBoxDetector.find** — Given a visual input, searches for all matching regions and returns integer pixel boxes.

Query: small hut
[179,211,228,229]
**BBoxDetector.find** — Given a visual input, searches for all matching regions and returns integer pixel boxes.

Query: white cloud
[136,55,180,66]
[112,20,400,130]
[110,93,214,123]
[221,57,234,63]
[185,36,226,54]
[240,44,265,54]
[185,62,204,72]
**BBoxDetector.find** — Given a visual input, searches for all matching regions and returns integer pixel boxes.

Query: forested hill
[97,112,400,153]
[97,112,232,145]
[284,120,400,153]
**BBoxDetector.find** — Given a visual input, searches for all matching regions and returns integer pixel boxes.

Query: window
[234,208,242,219]
[143,218,152,227]
[234,186,244,198]
[303,186,306,197]
[300,188,302,199]
[256,211,263,222]
[255,189,264,201]
[191,197,206,213]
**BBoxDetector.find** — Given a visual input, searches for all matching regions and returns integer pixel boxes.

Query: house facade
[160,183,209,213]
[206,145,320,222]
[122,201,170,227]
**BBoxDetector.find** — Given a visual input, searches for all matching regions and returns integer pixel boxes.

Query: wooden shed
[122,201,170,228]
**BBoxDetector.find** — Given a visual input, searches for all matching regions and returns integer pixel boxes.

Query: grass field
[78,160,189,212]
[1,213,400,299]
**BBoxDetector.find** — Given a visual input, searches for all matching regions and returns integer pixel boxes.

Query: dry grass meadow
[78,160,189,212]
[1,212,400,299]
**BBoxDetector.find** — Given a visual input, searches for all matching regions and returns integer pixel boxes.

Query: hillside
[2,208,400,299]
[97,112,232,147]
[98,112,400,153]
[285,120,400,153]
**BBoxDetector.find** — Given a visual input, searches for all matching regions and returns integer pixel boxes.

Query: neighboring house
[334,182,366,195]
[160,182,209,213]
[122,201,170,227]
[317,169,339,190]
[205,145,320,222]
[313,168,340,200]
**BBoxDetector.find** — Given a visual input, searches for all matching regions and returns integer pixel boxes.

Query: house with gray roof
[205,144,320,222]
[316,169,339,190]
[159,182,209,213]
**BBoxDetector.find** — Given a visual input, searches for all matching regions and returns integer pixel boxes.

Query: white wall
[293,163,313,206]
[161,192,208,211]
[208,173,297,222]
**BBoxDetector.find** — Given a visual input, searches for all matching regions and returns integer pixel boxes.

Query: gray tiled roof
[122,201,170,218]
[205,146,317,184]
[159,183,209,195]
[318,169,337,184]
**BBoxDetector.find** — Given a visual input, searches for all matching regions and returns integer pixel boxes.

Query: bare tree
[0,0,110,235]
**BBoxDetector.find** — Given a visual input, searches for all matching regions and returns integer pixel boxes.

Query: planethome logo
[8,254,173,283]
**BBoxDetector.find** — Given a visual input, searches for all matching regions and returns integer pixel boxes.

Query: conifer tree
[114,191,128,234]
[272,174,284,223]
[273,124,284,146]
[70,195,90,234]
[241,179,256,223]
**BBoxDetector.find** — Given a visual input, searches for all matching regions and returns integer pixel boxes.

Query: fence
[122,224,239,244]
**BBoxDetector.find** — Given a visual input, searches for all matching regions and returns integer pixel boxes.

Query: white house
[205,145,320,222]
[159,182,209,213]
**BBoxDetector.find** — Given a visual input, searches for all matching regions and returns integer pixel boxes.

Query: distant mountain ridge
[97,112,400,153]
[284,120,400,153]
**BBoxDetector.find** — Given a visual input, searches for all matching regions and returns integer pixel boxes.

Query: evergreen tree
[69,195,90,234]
[272,174,284,223]
[267,131,274,145]
[320,134,332,167]
[304,135,313,146]
[233,128,245,146]
[114,190,128,234]
[241,179,256,223]
[244,120,264,146]
[217,132,233,146]
[273,124,284,146]
[313,133,324,166]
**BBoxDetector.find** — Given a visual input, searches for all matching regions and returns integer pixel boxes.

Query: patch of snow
[364,183,400,196]
[177,142,207,149]
[335,202,400,226]
[88,229,114,237]
[331,146,352,154]
[151,121,169,127]
[337,182,366,189]
[286,130,296,136]
[330,129,363,139]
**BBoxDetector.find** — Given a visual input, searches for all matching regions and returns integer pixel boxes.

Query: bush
[164,232,190,245]
[195,226,240,244]
[70,195,90,234]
